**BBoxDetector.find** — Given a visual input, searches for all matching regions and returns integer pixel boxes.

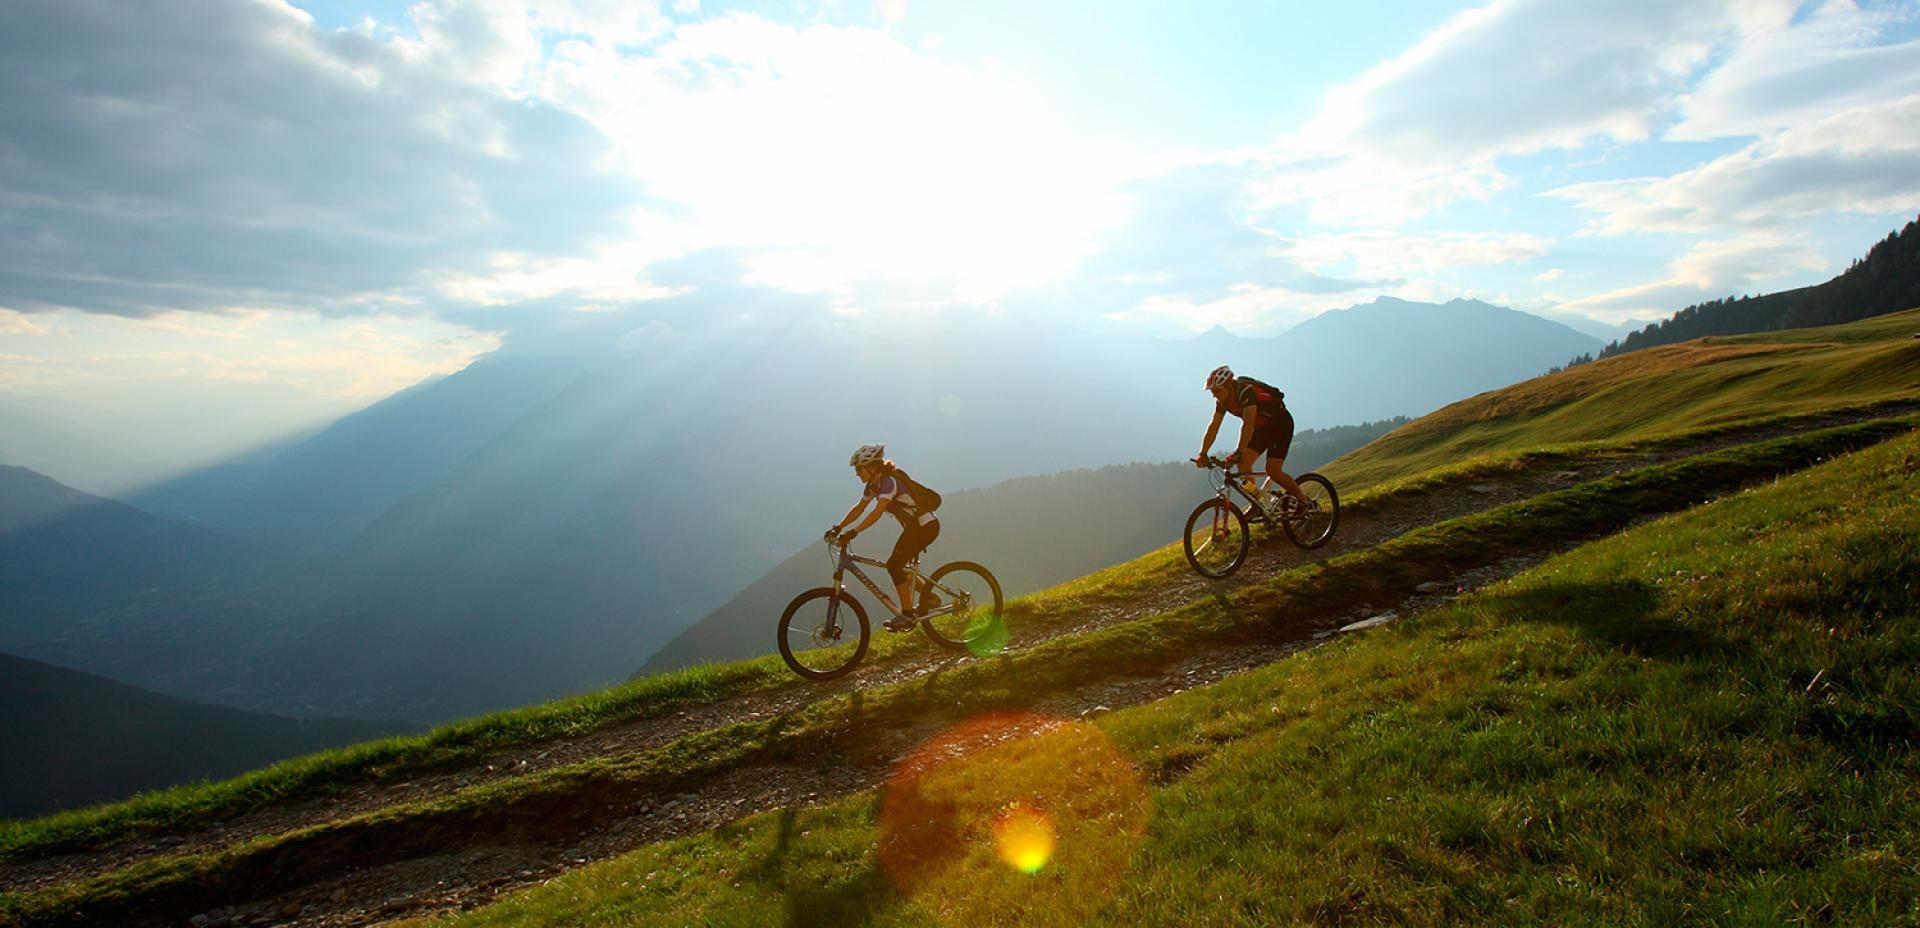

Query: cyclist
[828,444,941,632]
[1195,365,1308,517]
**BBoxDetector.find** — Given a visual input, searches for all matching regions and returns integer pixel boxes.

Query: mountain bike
[777,531,1004,680]
[1183,456,1339,578]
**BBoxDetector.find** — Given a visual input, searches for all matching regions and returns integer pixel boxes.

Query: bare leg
[1266,456,1307,503]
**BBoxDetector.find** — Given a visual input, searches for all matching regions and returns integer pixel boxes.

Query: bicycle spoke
[778,589,868,680]
[923,562,1004,653]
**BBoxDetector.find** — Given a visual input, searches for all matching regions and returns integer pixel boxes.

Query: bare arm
[833,498,869,534]
[1198,408,1226,461]
[847,498,890,537]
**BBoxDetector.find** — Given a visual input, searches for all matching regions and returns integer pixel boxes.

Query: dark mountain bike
[1183,456,1339,578]
[777,532,1004,680]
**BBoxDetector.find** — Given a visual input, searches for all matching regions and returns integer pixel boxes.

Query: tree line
[1557,214,1920,372]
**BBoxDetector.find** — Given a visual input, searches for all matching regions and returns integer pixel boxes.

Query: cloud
[535,12,1130,307]
[1550,95,1920,234]
[1284,230,1552,280]
[1233,1,1776,226]
[1311,0,1746,163]
[1101,284,1356,335]
[0,309,50,336]
[0,0,647,321]
[1671,0,1920,140]
[1,0,1134,326]
[1550,231,1828,322]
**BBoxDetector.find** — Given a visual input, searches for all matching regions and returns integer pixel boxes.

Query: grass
[7,415,1913,927]
[7,310,1913,866]
[1014,396,1920,620]
[0,654,793,862]
[404,407,1920,928]
[1330,306,1920,490]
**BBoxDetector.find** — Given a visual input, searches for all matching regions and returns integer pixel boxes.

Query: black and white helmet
[1206,365,1234,391]
[849,443,886,467]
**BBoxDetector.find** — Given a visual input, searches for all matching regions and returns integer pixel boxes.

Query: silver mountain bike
[777,531,1004,680]
[1184,456,1339,578]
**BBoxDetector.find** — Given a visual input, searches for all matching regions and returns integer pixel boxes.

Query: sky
[3,0,1919,480]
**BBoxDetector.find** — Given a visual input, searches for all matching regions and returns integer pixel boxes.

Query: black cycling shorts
[888,517,940,586]
[1247,404,1295,461]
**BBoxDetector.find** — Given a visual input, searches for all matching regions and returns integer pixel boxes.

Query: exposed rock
[1339,612,1398,633]
[1415,581,1445,593]
[1468,483,1498,494]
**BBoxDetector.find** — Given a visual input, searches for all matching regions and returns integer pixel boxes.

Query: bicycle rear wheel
[778,588,869,680]
[1282,473,1339,549]
[1184,498,1249,577]
[920,561,1004,652]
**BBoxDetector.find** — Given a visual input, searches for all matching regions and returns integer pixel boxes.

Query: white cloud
[1533,268,1564,282]
[1551,231,1828,323]
[536,13,1132,303]
[0,309,51,336]
[1247,0,1776,225]
[1101,285,1331,335]
[1304,0,1740,164]
[1097,279,1454,335]
[0,0,641,321]
[1284,230,1552,280]
[1550,95,1920,234]
[1246,153,1511,226]
[1671,0,1920,140]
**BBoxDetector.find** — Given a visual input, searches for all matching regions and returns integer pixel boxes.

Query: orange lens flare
[877,711,1151,925]
[993,802,1055,873]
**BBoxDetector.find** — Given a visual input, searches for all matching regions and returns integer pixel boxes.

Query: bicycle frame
[821,545,967,633]
[1207,465,1277,525]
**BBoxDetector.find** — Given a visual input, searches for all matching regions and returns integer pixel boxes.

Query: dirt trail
[9,403,1918,928]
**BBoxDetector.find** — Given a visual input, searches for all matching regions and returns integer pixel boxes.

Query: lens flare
[878,712,1151,926]
[993,802,1055,873]
[964,614,1009,658]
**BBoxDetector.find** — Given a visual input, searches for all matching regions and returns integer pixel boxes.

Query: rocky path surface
[10,403,1918,928]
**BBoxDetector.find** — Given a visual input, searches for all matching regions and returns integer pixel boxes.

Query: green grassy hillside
[411,399,1920,928]
[3,310,1914,928]
[5,311,1914,867]
[1329,306,1920,491]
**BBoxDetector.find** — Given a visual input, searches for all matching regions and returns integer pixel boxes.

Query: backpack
[1235,376,1285,409]
[892,468,943,514]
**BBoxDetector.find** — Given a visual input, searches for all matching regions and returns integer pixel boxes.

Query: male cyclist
[828,444,940,632]
[1195,365,1308,517]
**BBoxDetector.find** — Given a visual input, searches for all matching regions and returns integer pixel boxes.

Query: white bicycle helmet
[1206,365,1234,391]
[849,443,885,467]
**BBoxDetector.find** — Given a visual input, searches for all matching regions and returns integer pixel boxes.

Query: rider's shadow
[737,805,911,927]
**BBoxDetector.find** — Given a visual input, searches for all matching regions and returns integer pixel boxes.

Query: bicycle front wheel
[1184,498,1249,578]
[1282,473,1340,549]
[778,588,869,680]
[921,561,1004,652]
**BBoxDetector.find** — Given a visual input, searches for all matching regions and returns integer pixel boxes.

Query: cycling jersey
[1215,376,1285,419]
[863,474,937,527]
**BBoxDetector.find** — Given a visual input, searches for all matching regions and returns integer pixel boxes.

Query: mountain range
[6,297,1599,724]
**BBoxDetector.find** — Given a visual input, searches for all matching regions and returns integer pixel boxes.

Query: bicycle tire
[777,588,869,680]
[1184,498,1249,577]
[1282,473,1340,549]
[920,561,1004,651]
